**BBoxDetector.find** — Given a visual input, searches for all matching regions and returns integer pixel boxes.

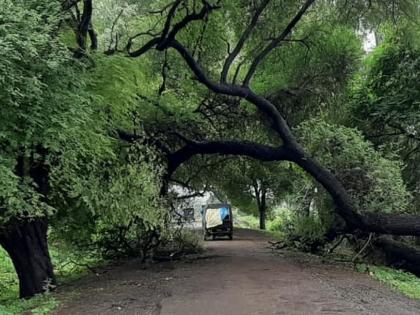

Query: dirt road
[54,229,420,315]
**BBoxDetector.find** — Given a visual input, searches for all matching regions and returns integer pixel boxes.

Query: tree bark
[374,237,420,277]
[0,219,55,299]
[259,189,267,230]
[259,205,266,230]
[253,181,267,230]
[292,152,420,235]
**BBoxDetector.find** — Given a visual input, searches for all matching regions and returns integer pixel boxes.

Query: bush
[158,229,202,258]
[268,206,333,253]
[0,243,102,315]
[234,210,260,229]
[92,218,163,260]
[267,216,285,234]
[296,120,411,214]
[0,247,18,302]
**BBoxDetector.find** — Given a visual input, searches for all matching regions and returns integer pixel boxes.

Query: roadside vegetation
[0,245,101,314]
[368,266,420,299]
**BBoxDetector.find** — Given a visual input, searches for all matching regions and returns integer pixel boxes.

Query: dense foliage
[350,25,420,212]
[0,0,90,224]
[297,120,410,214]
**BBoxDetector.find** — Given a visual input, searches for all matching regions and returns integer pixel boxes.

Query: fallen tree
[374,237,420,277]
[123,0,420,238]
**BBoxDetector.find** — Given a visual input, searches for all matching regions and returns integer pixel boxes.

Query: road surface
[54,229,420,315]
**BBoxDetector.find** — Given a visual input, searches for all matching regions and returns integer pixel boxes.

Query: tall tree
[0,0,163,298]
[350,24,420,212]
[0,0,93,297]
[125,0,420,236]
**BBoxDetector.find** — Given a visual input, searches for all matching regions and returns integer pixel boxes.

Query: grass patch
[0,244,104,315]
[0,246,58,315]
[0,294,59,315]
[367,265,420,299]
[233,210,259,229]
[0,247,21,308]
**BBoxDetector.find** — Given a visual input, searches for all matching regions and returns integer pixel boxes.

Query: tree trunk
[0,219,55,299]
[374,237,420,277]
[259,190,267,230]
[293,152,420,235]
[259,206,266,230]
[253,181,266,230]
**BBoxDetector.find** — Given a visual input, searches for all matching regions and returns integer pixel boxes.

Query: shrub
[296,120,411,214]
[158,229,202,258]
[269,207,333,253]
[234,210,260,229]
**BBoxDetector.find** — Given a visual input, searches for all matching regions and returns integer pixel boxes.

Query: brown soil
[53,229,420,315]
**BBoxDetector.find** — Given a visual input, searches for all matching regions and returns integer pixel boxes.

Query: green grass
[0,244,104,315]
[0,246,59,315]
[233,210,260,229]
[0,294,59,315]
[367,265,420,299]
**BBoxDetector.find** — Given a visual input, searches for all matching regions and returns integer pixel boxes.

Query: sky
[363,31,377,52]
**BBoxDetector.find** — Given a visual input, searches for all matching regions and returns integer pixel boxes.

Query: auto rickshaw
[202,203,233,240]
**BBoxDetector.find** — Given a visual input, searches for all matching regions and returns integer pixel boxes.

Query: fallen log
[374,237,420,277]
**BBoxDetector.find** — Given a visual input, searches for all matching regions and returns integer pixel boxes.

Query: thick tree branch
[169,40,298,147]
[157,0,220,50]
[88,22,98,50]
[128,37,161,57]
[220,0,271,83]
[77,0,93,52]
[66,0,97,57]
[242,0,316,86]
[167,139,293,177]
[175,190,207,200]
[159,51,170,95]
[160,0,183,40]
[375,236,420,276]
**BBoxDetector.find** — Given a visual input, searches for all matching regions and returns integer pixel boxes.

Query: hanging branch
[159,51,170,95]
[64,0,97,57]
[220,0,271,83]
[106,9,124,54]
[352,233,373,263]
[76,0,93,51]
[242,0,316,86]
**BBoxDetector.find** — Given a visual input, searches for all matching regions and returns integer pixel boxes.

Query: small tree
[214,159,290,230]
